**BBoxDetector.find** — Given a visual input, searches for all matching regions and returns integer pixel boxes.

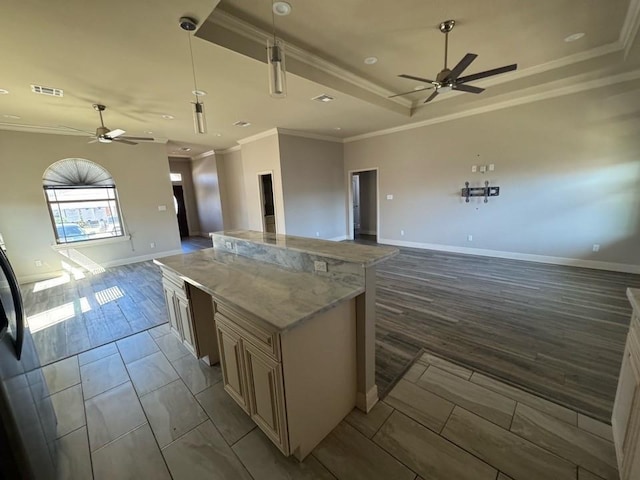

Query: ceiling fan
[391,20,518,104]
[62,104,155,145]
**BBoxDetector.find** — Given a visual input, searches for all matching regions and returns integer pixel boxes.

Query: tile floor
[37,328,619,480]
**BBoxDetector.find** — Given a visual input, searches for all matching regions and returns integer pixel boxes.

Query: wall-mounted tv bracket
[462,181,500,203]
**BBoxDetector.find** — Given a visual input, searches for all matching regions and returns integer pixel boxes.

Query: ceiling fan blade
[120,136,155,141]
[453,83,485,94]
[424,90,439,103]
[106,128,126,138]
[88,138,98,144]
[388,87,433,99]
[457,64,518,84]
[399,74,437,84]
[445,53,478,82]
[113,138,137,145]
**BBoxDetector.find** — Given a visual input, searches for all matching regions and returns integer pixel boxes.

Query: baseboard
[328,235,349,242]
[358,230,377,236]
[102,249,184,268]
[18,249,184,284]
[378,238,640,274]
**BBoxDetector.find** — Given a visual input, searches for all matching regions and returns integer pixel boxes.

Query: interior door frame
[257,171,277,234]
[346,168,379,241]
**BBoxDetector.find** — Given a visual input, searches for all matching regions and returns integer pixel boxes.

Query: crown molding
[206,10,412,111]
[216,145,242,155]
[276,128,343,143]
[236,127,279,145]
[621,0,640,58]
[192,149,216,160]
[345,69,640,143]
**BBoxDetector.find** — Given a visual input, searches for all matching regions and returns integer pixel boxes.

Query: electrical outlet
[489,164,495,171]
[592,244,600,252]
[34,260,42,267]
[400,230,405,236]
[467,235,473,242]
[314,261,328,273]
[472,165,477,173]
[480,165,487,174]
[158,205,167,211]
[225,241,233,250]
[150,242,155,249]
[316,232,320,237]
[386,194,393,200]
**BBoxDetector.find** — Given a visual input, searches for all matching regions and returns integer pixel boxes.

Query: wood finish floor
[369,244,640,422]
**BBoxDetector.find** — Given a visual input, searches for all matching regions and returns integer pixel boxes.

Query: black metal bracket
[462,181,500,203]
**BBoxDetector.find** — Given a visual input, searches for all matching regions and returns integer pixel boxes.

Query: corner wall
[191,153,224,236]
[0,130,182,282]
[168,157,201,235]
[344,80,640,270]
[217,149,248,230]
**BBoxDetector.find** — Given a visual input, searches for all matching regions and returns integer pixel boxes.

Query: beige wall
[217,149,248,230]
[344,81,640,269]
[357,170,377,235]
[279,134,346,239]
[191,153,224,235]
[0,130,181,282]
[239,134,286,233]
[168,157,201,235]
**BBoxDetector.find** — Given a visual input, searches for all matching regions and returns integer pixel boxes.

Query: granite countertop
[154,248,364,332]
[211,230,398,267]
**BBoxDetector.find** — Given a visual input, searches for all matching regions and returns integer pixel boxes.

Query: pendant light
[267,1,288,98]
[179,17,207,134]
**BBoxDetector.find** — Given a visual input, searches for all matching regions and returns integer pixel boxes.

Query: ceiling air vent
[233,120,251,127]
[312,94,334,103]
[31,85,64,97]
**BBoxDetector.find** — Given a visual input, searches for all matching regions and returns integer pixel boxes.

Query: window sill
[51,235,131,250]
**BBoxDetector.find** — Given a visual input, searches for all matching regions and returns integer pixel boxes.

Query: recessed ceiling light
[192,90,208,96]
[0,89,9,95]
[364,56,378,65]
[214,133,222,137]
[564,32,585,42]
[145,130,153,134]
[161,114,174,120]
[180,147,192,152]
[312,94,335,103]
[272,1,292,16]
[233,120,251,127]
[334,127,342,131]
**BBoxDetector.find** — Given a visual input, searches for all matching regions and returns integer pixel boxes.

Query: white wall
[168,157,201,235]
[217,149,248,230]
[344,81,640,269]
[279,134,346,239]
[0,130,182,282]
[238,134,286,233]
[191,153,224,235]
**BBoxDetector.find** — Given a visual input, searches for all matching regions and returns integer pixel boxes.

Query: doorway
[173,185,189,238]
[349,169,378,242]
[258,173,276,233]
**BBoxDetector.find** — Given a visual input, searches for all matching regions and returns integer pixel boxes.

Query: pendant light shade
[192,100,207,134]
[267,38,287,98]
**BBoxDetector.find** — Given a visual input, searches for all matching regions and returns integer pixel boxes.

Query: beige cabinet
[162,280,181,337]
[612,307,640,480]
[176,292,196,355]
[214,299,356,460]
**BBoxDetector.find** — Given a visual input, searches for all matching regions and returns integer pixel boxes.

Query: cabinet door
[216,321,249,412]
[162,281,181,337]
[243,341,288,454]
[176,293,197,356]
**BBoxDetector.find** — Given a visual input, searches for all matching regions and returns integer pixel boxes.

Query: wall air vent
[31,85,64,97]
[312,94,335,103]
[233,120,251,127]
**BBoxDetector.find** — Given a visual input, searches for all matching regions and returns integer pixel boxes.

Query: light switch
[472,165,477,173]
[314,261,328,273]
[386,194,393,200]
[480,165,487,173]
[158,205,167,211]
[489,164,495,171]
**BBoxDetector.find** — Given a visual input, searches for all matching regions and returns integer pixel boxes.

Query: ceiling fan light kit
[180,16,208,134]
[268,1,288,98]
[391,19,518,104]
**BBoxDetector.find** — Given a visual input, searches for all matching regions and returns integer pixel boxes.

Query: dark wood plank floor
[370,243,640,422]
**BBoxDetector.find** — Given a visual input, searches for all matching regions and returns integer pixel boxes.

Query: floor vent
[31,85,64,97]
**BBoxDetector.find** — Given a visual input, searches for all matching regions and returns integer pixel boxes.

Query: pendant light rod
[179,16,207,134]
[187,33,200,101]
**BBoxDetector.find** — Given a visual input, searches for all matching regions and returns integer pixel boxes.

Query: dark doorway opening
[259,173,276,233]
[173,185,189,238]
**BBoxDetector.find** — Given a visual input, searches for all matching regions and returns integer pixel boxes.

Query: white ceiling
[0,0,638,155]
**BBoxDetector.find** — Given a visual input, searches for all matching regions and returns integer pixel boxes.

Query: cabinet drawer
[162,270,186,294]
[215,303,281,361]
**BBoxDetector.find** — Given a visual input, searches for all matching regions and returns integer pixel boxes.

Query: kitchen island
[154,231,397,459]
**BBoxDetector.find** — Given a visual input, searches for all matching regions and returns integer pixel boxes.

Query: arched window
[43,158,125,244]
